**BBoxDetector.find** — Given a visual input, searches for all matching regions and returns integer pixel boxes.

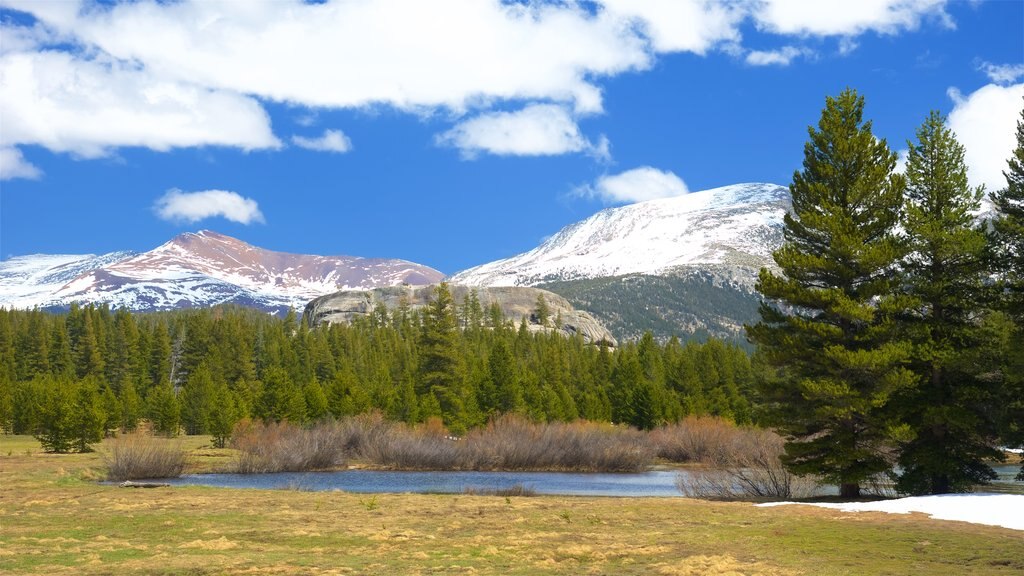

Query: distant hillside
[539,268,762,345]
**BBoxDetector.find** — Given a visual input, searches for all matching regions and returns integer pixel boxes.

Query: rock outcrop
[304,284,617,347]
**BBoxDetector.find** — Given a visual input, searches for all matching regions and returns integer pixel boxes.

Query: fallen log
[119,480,171,488]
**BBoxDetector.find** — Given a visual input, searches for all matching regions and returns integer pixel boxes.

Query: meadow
[1,434,1022,575]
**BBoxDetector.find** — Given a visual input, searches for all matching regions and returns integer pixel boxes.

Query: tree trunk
[840,482,861,498]
[930,474,950,495]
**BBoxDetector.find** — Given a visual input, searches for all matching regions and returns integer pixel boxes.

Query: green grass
[1,434,1022,575]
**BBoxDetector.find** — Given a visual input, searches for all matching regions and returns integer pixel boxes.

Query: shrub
[674,426,817,500]
[462,415,653,472]
[649,416,745,465]
[102,432,189,481]
[229,419,348,473]
[228,414,654,473]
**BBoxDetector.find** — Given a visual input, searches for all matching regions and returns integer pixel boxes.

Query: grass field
[2,435,1022,575]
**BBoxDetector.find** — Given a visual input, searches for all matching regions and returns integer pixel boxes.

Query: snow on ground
[758,493,1024,531]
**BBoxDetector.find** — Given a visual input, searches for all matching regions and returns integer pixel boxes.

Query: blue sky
[1,0,1022,274]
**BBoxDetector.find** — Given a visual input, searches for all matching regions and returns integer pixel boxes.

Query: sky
[1,0,1022,275]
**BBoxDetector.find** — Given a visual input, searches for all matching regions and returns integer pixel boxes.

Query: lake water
[161,469,683,497]
[156,464,1022,497]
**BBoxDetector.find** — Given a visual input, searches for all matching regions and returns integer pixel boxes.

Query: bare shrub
[102,432,189,481]
[462,415,653,472]
[360,429,462,469]
[649,416,746,465]
[669,422,817,500]
[229,419,347,473]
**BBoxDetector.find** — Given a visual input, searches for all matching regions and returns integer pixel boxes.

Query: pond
[160,469,683,497]
[154,464,1023,497]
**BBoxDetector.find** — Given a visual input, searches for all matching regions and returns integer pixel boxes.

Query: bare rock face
[305,284,617,347]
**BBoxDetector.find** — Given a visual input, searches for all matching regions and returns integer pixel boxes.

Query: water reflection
[157,465,1021,497]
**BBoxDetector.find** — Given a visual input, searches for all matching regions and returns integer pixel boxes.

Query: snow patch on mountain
[451,183,789,287]
[0,251,136,308]
[1,231,443,313]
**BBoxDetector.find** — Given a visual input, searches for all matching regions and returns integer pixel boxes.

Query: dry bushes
[230,419,348,473]
[102,432,189,481]
[652,417,817,500]
[650,416,746,465]
[462,415,652,472]
[226,414,653,473]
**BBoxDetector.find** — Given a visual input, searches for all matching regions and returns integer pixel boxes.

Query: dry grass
[101,432,189,481]
[1,435,1022,575]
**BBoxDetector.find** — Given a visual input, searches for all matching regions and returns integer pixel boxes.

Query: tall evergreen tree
[418,283,468,432]
[893,111,1002,494]
[989,101,1024,478]
[747,89,913,497]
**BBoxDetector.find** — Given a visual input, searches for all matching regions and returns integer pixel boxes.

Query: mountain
[450,183,788,287]
[0,230,444,313]
[450,183,790,342]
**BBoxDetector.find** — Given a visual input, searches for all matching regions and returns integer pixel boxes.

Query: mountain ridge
[0,231,444,313]
[449,182,788,287]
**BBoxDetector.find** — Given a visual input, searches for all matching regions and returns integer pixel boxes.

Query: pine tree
[893,111,1002,494]
[534,293,551,327]
[181,362,214,434]
[35,376,77,453]
[746,89,913,498]
[147,381,180,437]
[989,100,1024,479]
[418,283,468,432]
[74,377,107,452]
[208,379,239,449]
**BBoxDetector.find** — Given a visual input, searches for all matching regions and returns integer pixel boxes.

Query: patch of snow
[758,493,1024,531]
[451,182,789,287]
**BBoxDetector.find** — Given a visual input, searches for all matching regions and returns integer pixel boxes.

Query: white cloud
[0,51,280,158]
[894,148,910,175]
[752,0,952,36]
[978,61,1024,85]
[598,0,743,54]
[0,146,41,180]
[437,104,608,160]
[291,129,352,153]
[154,189,265,225]
[581,166,689,204]
[13,0,651,116]
[0,0,965,165]
[947,83,1024,193]
[745,45,809,66]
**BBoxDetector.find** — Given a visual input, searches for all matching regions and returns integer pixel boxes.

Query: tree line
[749,89,1024,496]
[0,290,758,450]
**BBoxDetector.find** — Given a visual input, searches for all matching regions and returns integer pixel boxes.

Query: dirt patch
[178,536,239,550]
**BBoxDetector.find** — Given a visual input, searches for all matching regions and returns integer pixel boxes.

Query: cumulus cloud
[154,189,265,225]
[752,0,952,36]
[598,0,743,54]
[745,46,809,66]
[893,148,910,175]
[580,167,689,204]
[437,104,609,160]
[977,61,1024,85]
[947,83,1024,193]
[291,129,352,153]
[0,146,41,180]
[0,0,961,166]
[0,51,280,159]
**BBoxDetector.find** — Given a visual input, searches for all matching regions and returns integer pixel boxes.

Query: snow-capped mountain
[451,183,789,287]
[1,231,444,313]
